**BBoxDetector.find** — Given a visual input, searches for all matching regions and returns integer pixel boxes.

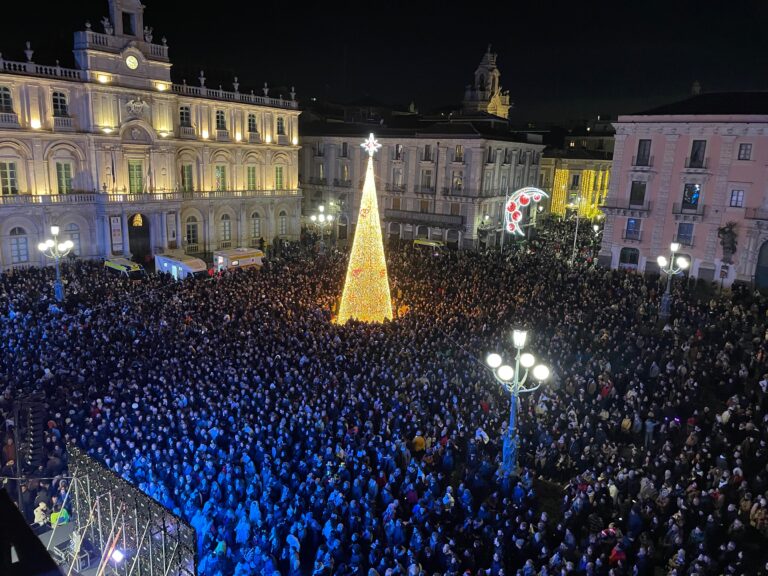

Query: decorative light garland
[336,134,393,324]
[503,187,549,236]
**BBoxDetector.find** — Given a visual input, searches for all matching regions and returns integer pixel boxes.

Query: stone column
[121,211,130,257]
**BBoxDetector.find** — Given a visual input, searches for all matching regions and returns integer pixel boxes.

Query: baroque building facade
[0,0,300,268]
[598,92,768,288]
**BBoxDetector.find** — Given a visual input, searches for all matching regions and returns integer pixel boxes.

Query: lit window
[275,166,284,189]
[52,92,69,117]
[216,110,226,131]
[248,114,257,133]
[682,183,701,209]
[56,162,73,194]
[276,117,285,135]
[128,160,143,193]
[179,106,191,128]
[0,161,19,195]
[185,216,199,246]
[220,214,231,242]
[278,210,287,235]
[215,166,227,191]
[729,189,745,208]
[0,87,13,113]
[180,164,194,192]
[9,227,28,263]
[247,166,258,190]
[250,212,261,238]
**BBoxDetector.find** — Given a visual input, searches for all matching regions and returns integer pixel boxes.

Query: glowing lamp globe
[670,242,680,252]
[46,239,55,248]
[657,256,668,268]
[676,257,689,270]
[38,242,47,252]
[520,353,535,368]
[512,329,527,349]
[497,365,514,381]
[111,549,125,563]
[486,353,502,369]
[532,365,550,381]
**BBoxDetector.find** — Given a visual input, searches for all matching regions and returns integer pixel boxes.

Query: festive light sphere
[507,222,516,233]
[533,194,541,201]
[519,195,530,206]
[486,353,502,369]
[507,201,517,212]
[512,211,522,222]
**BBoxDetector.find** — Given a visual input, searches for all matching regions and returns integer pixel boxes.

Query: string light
[551,168,569,216]
[337,137,392,324]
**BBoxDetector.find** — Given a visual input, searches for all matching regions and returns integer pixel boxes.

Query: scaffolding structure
[68,445,196,576]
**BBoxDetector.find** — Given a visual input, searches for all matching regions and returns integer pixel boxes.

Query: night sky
[3,0,768,123]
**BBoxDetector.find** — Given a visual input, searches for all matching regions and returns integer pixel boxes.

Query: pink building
[599,93,768,288]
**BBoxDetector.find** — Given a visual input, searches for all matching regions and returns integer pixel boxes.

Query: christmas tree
[337,134,393,324]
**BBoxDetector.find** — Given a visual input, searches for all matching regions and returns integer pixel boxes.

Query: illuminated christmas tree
[337,134,393,324]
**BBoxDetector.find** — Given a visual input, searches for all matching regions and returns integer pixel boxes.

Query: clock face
[125,55,139,70]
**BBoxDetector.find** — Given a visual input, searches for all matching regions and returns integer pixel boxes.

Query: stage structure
[68,445,196,576]
[337,133,393,324]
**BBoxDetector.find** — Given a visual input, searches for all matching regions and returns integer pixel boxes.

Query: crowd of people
[2,218,768,576]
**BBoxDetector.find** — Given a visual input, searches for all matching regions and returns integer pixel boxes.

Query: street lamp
[657,242,689,321]
[38,225,74,302]
[309,205,334,253]
[486,329,550,476]
[568,196,582,265]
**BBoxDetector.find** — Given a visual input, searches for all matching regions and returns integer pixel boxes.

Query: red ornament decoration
[379,269,386,277]
[533,194,541,202]
[507,201,517,212]
[519,195,530,206]
[507,222,517,233]
[360,208,370,219]
[512,211,522,222]
[352,268,362,278]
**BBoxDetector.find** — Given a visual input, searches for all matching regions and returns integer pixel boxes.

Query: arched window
[220,213,232,242]
[185,216,198,247]
[250,211,261,239]
[278,210,288,236]
[52,91,69,117]
[9,227,28,264]
[65,223,81,256]
[0,87,13,113]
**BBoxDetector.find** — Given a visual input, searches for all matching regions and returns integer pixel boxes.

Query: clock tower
[73,0,171,89]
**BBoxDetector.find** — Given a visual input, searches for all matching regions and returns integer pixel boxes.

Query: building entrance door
[128,213,152,264]
[756,241,768,290]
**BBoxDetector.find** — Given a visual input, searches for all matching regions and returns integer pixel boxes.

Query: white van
[155,253,208,280]
[213,247,265,272]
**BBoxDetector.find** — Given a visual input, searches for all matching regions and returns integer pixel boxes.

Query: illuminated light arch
[503,186,548,236]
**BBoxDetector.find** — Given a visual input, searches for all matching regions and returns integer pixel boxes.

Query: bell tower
[462,45,511,120]
[109,0,145,39]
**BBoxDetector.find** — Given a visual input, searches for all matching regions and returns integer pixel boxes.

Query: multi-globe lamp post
[37,225,73,302]
[486,329,550,476]
[657,242,689,321]
[310,205,334,252]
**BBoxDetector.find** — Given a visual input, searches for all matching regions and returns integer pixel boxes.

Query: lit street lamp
[309,205,334,253]
[568,196,582,265]
[486,329,550,476]
[38,226,74,302]
[657,242,689,321]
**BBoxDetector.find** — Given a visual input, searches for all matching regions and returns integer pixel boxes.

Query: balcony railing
[0,189,301,207]
[384,209,464,229]
[248,132,260,143]
[180,126,196,138]
[308,177,327,186]
[0,56,83,80]
[631,155,654,168]
[673,234,695,247]
[0,112,20,128]
[0,192,97,205]
[53,116,73,130]
[452,155,464,163]
[333,178,352,188]
[184,243,200,254]
[746,208,768,220]
[384,183,407,193]
[277,134,289,145]
[684,157,709,170]
[413,185,436,194]
[672,202,706,216]
[216,129,229,141]
[601,200,651,212]
[171,82,298,109]
[74,30,169,62]
[219,240,233,249]
[622,229,642,241]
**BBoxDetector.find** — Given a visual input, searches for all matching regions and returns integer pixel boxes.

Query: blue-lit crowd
[2,221,768,575]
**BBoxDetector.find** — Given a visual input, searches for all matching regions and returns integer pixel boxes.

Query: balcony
[631,155,654,169]
[746,208,768,220]
[0,111,20,128]
[216,129,230,141]
[421,153,434,163]
[170,82,298,110]
[452,155,464,164]
[413,185,436,195]
[0,192,97,206]
[384,183,407,193]
[307,177,327,186]
[248,132,261,143]
[0,56,83,80]
[180,125,196,138]
[621,229,642,242]
[53,116,73,131]
[384,209,464,229]
[74,30,169,62]
[184,243,200,254]
[219,240,233,249]
[313,149,325,157]
[601,200,651,216]
[333,178,353,188]
[277,134,289,145]
[684,157,709,171]
[672,202,706,216]
[673,234,695,247]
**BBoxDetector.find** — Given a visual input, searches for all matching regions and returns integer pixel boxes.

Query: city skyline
[2,0,768,122]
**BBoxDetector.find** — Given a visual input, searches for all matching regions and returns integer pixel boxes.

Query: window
[729,189,745,208]
[394,144,403,160]
[65,223,81,256]
[420,170,432,189]
[318,163,325,180]
[179,106,191,128]
[214,165,227,190]
[424,145,432,162]
[636,139,651,165]
[392,197,401,210]
[503,149,511,164]
[484,172,493,193]
[738,143,752,161]
[570,174,581,189]
[392,167,403,187]
[0,161,18,195]
[682,183,701,209]
[689,140,706,167]
[625,218,641,240]
[9,227,28,264]
[0,87,12,113]
[215,110,226,131]
[341,164,349,181]
[180,164,194,192]
[341,142,348,158]
[185,216,198,246]
[122,11,136,35]
[52,92,68,117]
[276,117,285,135]
[455,145,463,162]
[250,212,261,238]
[452,171,463,190]
[450,202,460,216]
[247,166,258,190]
[127,160,143,193]
[419,200,429,213]
[220,214,232,242]
[619,247,639,267]
[278,210,288,235]
[275,166,284,189]
[486,147,494,163]
[629,181,646,206]
[247,114,257,133]
[677,222,694,245]
[56,162,73,194]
